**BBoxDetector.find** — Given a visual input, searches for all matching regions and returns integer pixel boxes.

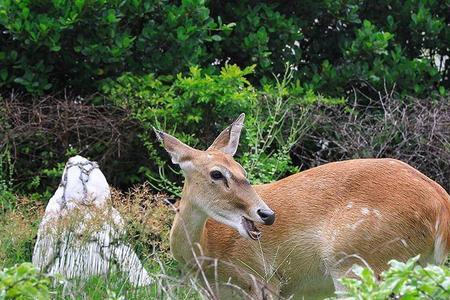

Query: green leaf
[105,9,118,23]
[50,45,61,52]
[0,68,7,81]
[75,0,85,10]
[211,34,222,41]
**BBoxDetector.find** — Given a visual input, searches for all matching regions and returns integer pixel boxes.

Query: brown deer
[154,114,450,299]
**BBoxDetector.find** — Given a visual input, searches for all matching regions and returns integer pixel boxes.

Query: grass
[49,259,202,299]
[2,184,450,299]
[0,184,208,299]
[0,197,42,267]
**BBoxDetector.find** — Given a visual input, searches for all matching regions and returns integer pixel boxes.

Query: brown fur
[202,158,450,298]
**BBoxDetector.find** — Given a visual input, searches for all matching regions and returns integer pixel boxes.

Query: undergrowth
[1,184,450,299]
[0,185,203,299]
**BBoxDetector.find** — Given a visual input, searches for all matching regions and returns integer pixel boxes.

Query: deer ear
[208,113,245,156]
[154,128,197,168]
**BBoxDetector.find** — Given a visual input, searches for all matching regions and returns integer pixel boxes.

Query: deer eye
[210,170,224,180]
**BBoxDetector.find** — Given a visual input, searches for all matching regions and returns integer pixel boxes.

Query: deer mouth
[242,217,261,240]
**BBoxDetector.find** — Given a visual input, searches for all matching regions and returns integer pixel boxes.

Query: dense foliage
[334,256,450,299]
[0,0,448,96]
[101,65,341,190]
[0,263,50,299]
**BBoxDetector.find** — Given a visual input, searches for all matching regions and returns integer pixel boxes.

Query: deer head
[154,114,275,240]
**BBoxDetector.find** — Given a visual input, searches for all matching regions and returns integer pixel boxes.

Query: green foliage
[103,64,256,141]
[211,0,450,96]
[102,64,257,191]
[0,263,50,300]
[0,0,233,94]
[241,66,344,184]
[103,64,342,190]
[209,2,303,76]
[0,112,15,210]
[21,147,76,201]
[1,0,449,97]
[333,256,450,299]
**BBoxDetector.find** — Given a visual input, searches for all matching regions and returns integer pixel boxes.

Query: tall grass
[0,185,209,299]
[2,183,450,299]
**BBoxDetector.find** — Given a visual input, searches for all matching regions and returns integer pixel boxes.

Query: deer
[154,114,450,299]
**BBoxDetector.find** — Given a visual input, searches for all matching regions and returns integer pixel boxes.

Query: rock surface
[32,155,151,286]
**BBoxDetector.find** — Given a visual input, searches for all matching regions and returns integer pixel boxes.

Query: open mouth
[242,217,261,240]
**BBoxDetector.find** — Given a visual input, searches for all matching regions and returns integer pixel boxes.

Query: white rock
[32,155,151,286]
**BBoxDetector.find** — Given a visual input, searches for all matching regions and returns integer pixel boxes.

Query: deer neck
[170,189,209,266]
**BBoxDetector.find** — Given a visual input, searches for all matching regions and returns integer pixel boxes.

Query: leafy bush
[0,0,234,94]
[1,0,448,97]
[317,19,442,97]
[208,2,303,77]
[0,263,50,299]
[333,256,450,299]
[102,64,257,147]
[209,1,446,96]
[240,67,344,184]
[103,64,341,190]
[102,64,258,191]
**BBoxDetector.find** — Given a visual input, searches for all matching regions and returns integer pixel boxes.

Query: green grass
[0,189,207,299]
[2,189,450,299]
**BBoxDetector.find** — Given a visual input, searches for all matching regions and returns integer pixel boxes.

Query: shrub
[102,64,258,191]
[240,66,344,184]
[102,64,257,147]
[298,91,450,191]
[103,64,341,190]
[1,0,448,97]
[0,263,50,299]
[0,94,145,196]
[332,256,450,299]
[0,0,234,95]
[0,197,43,267]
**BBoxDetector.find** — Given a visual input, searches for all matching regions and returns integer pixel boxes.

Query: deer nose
[257,209,275,225]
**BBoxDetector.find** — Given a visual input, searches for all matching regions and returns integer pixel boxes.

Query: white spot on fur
[361,208,369,215]
[401,239,408,247]
[434,219,447,264]
[346,202,353,209]
[434,234,446,264]
[373,209,382,218]
[435,219,440,231]
[347,219,365,230]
